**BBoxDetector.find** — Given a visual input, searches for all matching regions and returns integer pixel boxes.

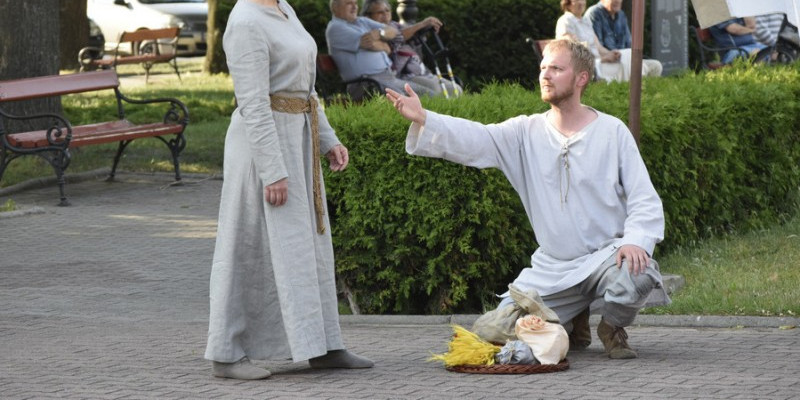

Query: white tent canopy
[692,0,800,28]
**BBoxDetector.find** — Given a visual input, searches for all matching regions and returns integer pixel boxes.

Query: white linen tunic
[406,109,664,298]
[205,0,344,363]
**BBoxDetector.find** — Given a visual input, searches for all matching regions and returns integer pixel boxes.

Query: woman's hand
[264,178,288,206]
[327,144,349,171]
[422,16,443,32]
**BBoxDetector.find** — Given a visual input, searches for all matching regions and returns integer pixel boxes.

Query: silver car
[87,0,208,56]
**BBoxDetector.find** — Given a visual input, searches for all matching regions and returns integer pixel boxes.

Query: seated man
[361,0,461,96]
[386,39,670,359]
[585,0,662,77]
[325,0,436,101]
[708,17,768,64]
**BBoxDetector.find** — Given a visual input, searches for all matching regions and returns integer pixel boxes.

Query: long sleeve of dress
[225,20,287,186]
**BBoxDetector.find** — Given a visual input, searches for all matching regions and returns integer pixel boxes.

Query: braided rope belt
[269,95,325,234]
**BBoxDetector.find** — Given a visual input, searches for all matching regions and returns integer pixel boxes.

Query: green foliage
[323,64,800,314]
[0,199,16,212]
[648,212,800,317]
[323,85,540,314]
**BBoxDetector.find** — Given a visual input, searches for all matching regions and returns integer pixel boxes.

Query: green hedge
[322,64,800,314]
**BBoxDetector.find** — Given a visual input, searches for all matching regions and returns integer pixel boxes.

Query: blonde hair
[544,38,594,82]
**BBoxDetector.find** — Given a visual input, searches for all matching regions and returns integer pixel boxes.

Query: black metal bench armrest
[117,92,190,126]
[0,108,72,148]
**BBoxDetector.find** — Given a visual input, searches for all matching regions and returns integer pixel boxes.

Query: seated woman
[555,0,627,82]
[361,0,461,96]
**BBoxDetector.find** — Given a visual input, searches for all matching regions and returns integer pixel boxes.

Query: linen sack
[471,284,560,343]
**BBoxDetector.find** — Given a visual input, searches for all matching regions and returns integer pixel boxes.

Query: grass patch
[647,212,800,317]
[0,199,16,212]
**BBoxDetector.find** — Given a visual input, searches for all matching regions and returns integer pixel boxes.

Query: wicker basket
[446,359,570,374]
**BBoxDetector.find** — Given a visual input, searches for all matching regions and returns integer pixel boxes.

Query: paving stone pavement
[1,172,798,400]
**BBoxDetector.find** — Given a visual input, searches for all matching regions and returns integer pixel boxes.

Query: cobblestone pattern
[1,174,798,399]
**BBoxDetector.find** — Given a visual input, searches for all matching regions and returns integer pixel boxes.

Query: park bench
[315,53,384,104]
[79,27,182,83]
[0,69,189,205]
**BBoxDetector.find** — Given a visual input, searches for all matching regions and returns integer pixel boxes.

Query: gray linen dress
[205,0,345,363]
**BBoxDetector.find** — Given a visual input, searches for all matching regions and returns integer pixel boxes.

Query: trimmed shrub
[323,63,800,314]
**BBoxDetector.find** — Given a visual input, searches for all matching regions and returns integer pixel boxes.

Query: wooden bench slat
[6,120,184,149]
[89,54,176,67]
[0,70,119,102]
[120,27,180,43]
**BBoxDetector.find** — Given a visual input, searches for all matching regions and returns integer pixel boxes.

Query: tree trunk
[59,0,89,71]
[204,0,236,74]
[0,0,62,132]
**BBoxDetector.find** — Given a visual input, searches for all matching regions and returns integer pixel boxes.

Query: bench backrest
[317,54,338,75]
[694,26,714,44]
[0,70,120,103]
[119,27,180,44]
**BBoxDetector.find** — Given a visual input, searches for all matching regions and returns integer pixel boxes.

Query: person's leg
[409,74,463,97]
[309,350,374,369]
[213,357,271,380]
[643,59,663,77]
[590,256,664,359]
[370,70,437,97]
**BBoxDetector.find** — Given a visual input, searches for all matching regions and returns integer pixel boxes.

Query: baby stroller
[407,26,463,98]
[774,13,800,63]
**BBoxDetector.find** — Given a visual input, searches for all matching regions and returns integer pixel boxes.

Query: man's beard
[540,76,576,106]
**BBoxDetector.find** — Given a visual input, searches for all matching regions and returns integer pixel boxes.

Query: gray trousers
[347,69,436,101]
[498,253,664,328]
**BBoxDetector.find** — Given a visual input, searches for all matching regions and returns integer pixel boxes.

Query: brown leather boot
[596,318,638,359]
[568,307,592,351]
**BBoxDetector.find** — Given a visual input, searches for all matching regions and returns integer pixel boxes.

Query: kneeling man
[386,39,669,359]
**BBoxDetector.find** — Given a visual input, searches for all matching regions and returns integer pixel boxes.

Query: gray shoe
[596,318,638,359]
[212,357,271,380]
[309,349,374,369]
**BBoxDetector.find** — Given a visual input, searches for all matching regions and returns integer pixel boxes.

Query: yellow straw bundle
[429,325,501,367]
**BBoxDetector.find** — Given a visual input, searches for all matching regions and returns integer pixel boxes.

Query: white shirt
[406,109,664,296]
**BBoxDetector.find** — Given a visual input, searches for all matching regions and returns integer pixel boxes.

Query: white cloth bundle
[514,315,569,365]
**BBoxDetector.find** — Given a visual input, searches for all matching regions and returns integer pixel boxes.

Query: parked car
[81,17,106,61]
[87,0,207,56]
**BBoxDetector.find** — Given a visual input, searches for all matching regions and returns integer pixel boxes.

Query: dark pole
[629,0,644,145]
[397,0,418,25]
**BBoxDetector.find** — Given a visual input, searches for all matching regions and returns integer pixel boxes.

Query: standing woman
[205,0,373,380]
